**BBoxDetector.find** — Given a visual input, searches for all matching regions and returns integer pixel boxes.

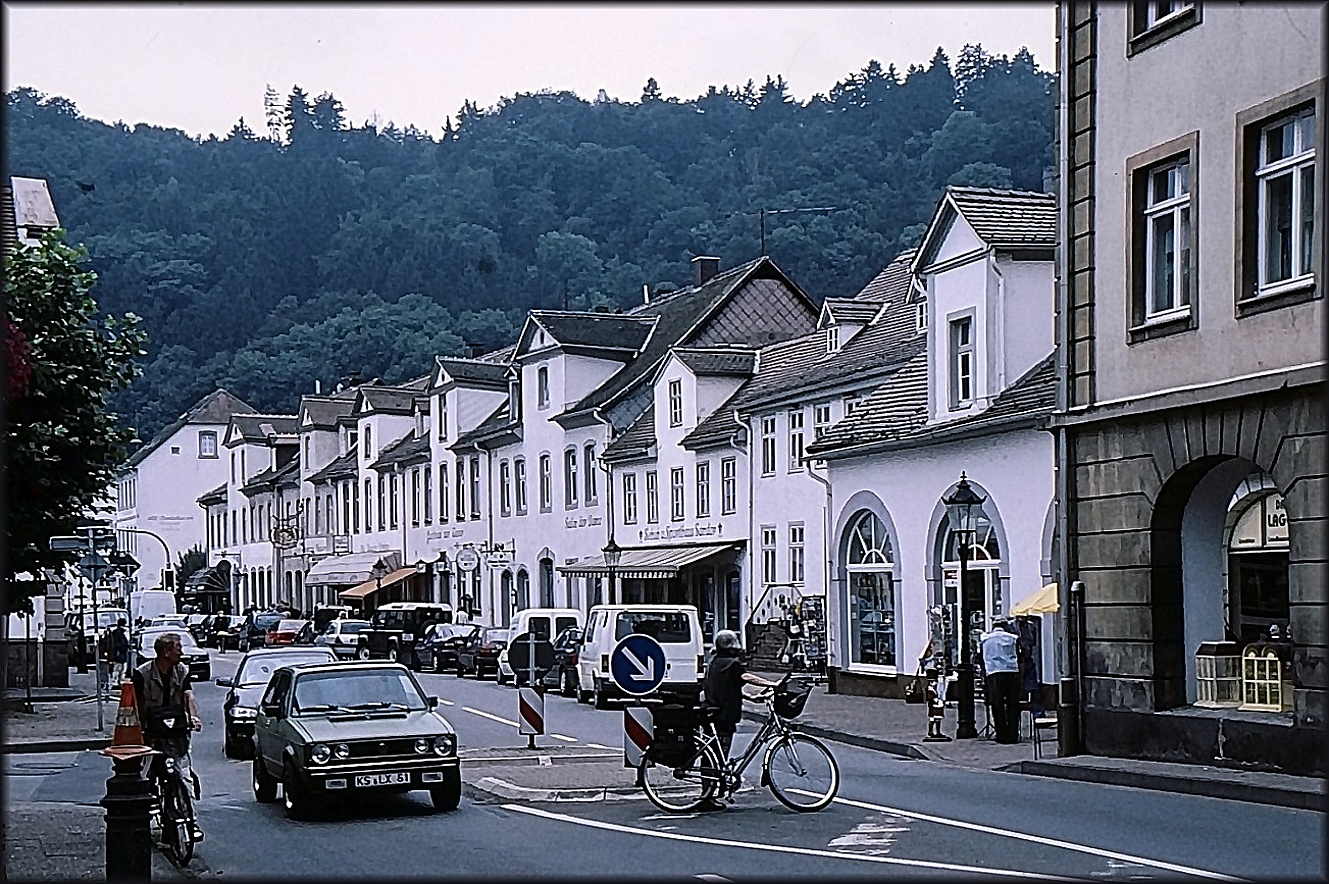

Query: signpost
[510,632,555,748]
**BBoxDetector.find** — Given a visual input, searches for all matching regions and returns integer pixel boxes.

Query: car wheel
[429,768,462,812]
[577,674,591,705]
[496,667,508,685]
[281,759,311,820]
[356,646,371,661]
[562,668,576,698]
[252,755,277,803]
[224,730,240,760]
[408,650,421,672]
[456,662,466,678]
[388,643,399,663]
[593,677,609,710]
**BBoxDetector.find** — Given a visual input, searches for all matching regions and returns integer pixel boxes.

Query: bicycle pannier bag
[646,703,696,767]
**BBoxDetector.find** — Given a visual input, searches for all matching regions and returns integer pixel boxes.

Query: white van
[129,589,177,626]
[576,604,704,708]
[507,607,582,643]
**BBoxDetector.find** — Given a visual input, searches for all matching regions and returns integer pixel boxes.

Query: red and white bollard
[518,686,545,749]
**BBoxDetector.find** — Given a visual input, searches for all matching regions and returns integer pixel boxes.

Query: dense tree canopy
[3,43,1053,440]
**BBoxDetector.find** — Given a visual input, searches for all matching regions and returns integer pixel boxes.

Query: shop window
[845,510,897,669]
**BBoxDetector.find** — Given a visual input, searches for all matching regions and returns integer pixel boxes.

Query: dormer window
[949,315,975,409]
[508,378,521,422]
[667,379,683,427]
[437,393,449,440]
[364,425,373,458]
[537,366,550,410]
[916,302,927,334]
[826,326,841,353]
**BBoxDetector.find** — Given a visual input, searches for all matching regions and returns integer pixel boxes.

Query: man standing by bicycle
[702,630,781,761]
[132,632,204,843]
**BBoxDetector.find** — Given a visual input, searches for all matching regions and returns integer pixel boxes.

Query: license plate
[354,772,410,788]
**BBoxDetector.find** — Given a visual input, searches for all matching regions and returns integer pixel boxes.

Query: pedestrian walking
[979,619,1021,744]
[109,618,131,683]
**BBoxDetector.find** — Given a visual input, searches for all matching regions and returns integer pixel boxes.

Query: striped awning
[306,551,400,588]
[338,567,417,601]
[557,543,737,580]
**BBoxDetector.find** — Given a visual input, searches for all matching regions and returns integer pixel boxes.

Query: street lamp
[602,538,622,606]
[944,471,986,741]
[415,552,447,605]
[369,561,389,614]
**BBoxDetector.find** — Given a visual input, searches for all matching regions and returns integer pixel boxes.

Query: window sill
[845,663,900,677]
[1127,6,1200,57]
[1128,307,1195,343]
[1238,279,1317,318]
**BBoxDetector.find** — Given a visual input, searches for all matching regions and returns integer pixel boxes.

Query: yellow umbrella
[1012,582,1059,616]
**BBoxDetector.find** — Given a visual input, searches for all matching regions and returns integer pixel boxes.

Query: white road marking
[549,733,578,742]
[695,875,733,883]
[436,698,456,706]
[586,743,616,750]
[463,706,520,727]
[501,804,1069,878]
[797,792,1248,882]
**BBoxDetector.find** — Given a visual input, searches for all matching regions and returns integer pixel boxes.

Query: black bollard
[1057,676,1080,757]
[101,748,157,881]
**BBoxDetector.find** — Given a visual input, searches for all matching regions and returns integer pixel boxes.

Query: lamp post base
[955,662,978,740]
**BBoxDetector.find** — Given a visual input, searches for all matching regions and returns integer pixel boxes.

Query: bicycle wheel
[764,734,839,812]
[164,785,195,865]
[638,742,725,813]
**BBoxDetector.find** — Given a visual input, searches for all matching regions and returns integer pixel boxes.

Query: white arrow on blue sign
[609,634,666,695]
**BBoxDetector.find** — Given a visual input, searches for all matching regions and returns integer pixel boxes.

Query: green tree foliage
[3,232,146,614]
[3,44,1054,441]
[175,543,208,592]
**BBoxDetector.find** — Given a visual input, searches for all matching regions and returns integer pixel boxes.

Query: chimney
[692,255,720,287]
[314,379,322,395]
[465,341,485,359]
[642,283,651,304]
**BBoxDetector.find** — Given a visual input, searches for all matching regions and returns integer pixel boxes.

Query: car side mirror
[428,696,439,709]
[215,676,233,687]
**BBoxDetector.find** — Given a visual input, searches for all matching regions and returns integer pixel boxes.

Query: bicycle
[149,753,199,865]
[637,675,839,813]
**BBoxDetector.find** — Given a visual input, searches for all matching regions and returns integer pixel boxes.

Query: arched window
[844,510,897,669]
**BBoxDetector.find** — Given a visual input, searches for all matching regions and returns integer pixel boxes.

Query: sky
[3,3,1056,141]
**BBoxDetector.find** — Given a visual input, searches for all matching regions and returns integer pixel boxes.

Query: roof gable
[514,311,656,360]
[126,388,258,467]
[915,187,1057,271]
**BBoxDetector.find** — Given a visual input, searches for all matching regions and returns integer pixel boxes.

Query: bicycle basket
[773,686,810,719]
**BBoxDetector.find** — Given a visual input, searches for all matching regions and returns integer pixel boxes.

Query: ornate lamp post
[944,472,986,740]
[369,560,389,614]
[602,538,622,606]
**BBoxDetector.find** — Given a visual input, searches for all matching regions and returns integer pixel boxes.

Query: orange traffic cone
[110,678,144,748]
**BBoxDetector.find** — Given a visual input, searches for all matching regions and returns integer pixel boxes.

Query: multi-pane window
[564,449,579,508]
[411,469,420,526]
[389,473,399,530]
[423,465,432,524]
[915,302,927,334]
[949,317,974,408]
[668,379,683,427]
[814,403,832,441]
[364,425,373,459]
[696,461,711,518]
[342,483,352,534]
[645,470,659,524]
[584,443,597,503]
[623,473,638,524]
[1128,1,1199,55]
[500,460,512,516]
[789,523,805,585]
[761,526,777,584]
[721,457,737,515]
[514,458,528,515]
[436,393,448,440]
[379,475,388,530]
[1256,108,1316,296]
[1144,158,1192,318]
[439,462,450,523]
[1135,0,1193,30]
[670,467,685,521]
[455,458,467,522]
[198,431,218,458]
[787,408,805,472]
[844,394,864,416]
[826,325,840,352]
[760,416,777,475]
[364,478,372,532]
[537,366,550,409]
[539,454,552,512]
[352,481,360,533]
[469,457,481,519]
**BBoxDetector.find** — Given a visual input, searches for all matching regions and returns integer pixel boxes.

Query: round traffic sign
[609,634,666,695]
[456,548,481,572]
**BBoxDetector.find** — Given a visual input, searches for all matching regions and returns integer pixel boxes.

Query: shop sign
[456,548,481,572]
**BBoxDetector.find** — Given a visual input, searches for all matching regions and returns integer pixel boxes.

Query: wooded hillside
[4,44,1053,439]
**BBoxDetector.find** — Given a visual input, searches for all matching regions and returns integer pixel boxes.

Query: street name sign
[609,634,666,695]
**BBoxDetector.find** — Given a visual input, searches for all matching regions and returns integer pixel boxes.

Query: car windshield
[275,620,305,631]
[236,652,335,687]
[139,630,201,653]
[615,612,692,643]
[254,614,282,629]
[291,669,428,713]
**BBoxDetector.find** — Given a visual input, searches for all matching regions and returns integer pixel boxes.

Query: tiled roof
[854,249,917,303]
[230,413,300,442]
[196,483,227,506]
[680,405,741,451]
[455,401,515,448]
[436,356,510,389]
[672,347,758,377]
[601,409,656,462]
[529,312,656,354]
[804,350,931,452]
[240,456,300,496]
[821,299,883,325]
[360,386,421,414]
[300,396,355,429]
[371,431,430,470]
[926,187,1057,258]
[307,447,358,485]
[126,389,257,468]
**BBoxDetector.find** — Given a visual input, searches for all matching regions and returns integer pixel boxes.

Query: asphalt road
[10,652,1321,880]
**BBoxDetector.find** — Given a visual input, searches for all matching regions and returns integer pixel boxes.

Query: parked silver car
[313,619,372,659]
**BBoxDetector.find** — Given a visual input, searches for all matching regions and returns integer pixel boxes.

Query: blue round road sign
[610,634,666,695]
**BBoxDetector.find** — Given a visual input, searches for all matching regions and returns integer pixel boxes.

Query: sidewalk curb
[744,710,928,761]
[2,739,112,755]
[469,776,642,803]
[1006,760,1326,811]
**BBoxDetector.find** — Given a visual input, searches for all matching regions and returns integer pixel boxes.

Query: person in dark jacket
[702,630,780,761]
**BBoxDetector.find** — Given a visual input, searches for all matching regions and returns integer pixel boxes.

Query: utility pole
[751,206,839,256]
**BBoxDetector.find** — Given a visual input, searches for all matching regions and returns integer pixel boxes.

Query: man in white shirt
[979,619,1021,744]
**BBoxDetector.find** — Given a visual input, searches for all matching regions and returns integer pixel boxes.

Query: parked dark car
[238,612,285,651]
[539,626,583,697]
[456,627,511,679]
[134,627,211,680]
[251,661,461,819]
[187,614,213,645]
[416,623,478,673]
[355,602,452,666]
[217,646,336,758]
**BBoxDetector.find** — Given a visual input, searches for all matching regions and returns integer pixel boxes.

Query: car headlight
[334,742,350,759]
[432,735,456,756]
[229,706,257,720]
[310,743,331,764]
[414,738,430,754]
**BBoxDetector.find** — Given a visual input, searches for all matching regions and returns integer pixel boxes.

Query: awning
[339,566,417,601]
[305,551,401,588]
[183,563,231,593]
[557,543,737,580]
[1012,582,1059,616]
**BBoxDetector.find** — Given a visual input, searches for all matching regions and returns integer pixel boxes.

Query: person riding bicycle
[702,630,781,762]
[132,631,204,843]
